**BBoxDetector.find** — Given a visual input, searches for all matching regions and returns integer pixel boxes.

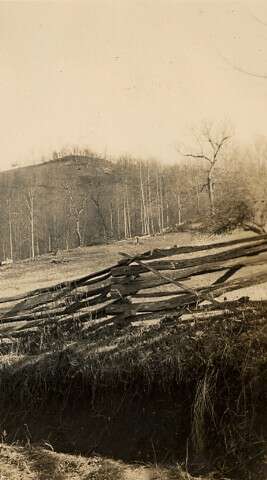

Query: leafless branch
[212,136,231,165]
[184,153,212,164]
[219,51,267,80]
[247,6,267,27]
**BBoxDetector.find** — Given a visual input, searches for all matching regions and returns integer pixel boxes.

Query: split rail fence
[0,233,267,343]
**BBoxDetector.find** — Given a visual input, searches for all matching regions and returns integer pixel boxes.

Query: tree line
[0,125,267,262]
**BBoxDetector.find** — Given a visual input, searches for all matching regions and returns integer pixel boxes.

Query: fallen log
[243,222,266,235]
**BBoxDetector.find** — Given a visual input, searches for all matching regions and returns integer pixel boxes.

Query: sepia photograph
[0,1,266,479]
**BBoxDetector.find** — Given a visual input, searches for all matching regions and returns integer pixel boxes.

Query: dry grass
[0,301,266,476]
[0,444,222,480]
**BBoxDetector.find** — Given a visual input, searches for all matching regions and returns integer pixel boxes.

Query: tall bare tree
[179,123,232,216]
[7,197,14,261]
[64,183,87,247]
[25,186,37,258]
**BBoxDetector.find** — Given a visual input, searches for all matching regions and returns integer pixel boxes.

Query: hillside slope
[0,155,116,261]
[0,154,113,187]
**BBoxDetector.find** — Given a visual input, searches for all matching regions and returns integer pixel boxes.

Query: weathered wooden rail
[0,233,267,343]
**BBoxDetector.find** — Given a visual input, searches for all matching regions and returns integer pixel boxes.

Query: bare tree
[139,160,149,235]
[7,197,13,261]
[64,183,87,247]
[25,187,36,258]
[179,123,232,216]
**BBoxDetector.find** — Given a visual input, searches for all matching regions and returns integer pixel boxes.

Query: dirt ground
[0,233,194,298]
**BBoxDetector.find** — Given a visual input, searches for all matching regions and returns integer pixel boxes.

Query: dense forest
[1,129,267,262]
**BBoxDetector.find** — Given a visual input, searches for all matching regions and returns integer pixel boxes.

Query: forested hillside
[0,137,267,262]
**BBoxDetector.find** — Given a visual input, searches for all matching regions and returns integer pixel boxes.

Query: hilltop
[0,154,114,190]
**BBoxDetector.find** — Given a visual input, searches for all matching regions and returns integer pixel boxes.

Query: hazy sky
[1,0,267,170]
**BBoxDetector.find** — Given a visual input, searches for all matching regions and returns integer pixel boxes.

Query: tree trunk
[160,176,164,230]
[123,198,128,238]
[117,203,120,239]
[26,189,35,259]
[177,193,182,225]
[48,233,52,252]
[156,171,162,232]
[110,208,114,238]
[147,166,154,234]
[76,218,82,247]
[208,172,215,216]
[139,161,148,235]
[36,238,40,256]
[126,183,132,238]
[29,197,35,259]
[30,211,35,258]
[195,178,200,215]
[8,211,13,260]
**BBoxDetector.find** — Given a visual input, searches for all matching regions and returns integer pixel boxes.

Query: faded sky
[1,0,267,170]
